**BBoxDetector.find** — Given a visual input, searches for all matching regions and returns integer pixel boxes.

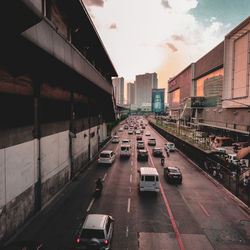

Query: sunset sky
[82,0,250,92]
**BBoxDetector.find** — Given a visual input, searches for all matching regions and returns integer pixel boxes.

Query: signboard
[152,89,165,113]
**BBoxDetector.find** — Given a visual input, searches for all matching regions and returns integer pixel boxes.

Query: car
[136,130,141,135]
[122,139,130,144]
[128,130,133,134]
[142,125,145,129]
[215,147,227,153]
[118,127,124,132]
[98,150,115,165]
[145,131,151,136]
[75,214,114,250]
[137,141,145,149]
[152,147,163,157]
[112,136,119,143]
[164,166,182,184]
[120,144,131,158]
[227,153,239,165]
[136,135,142,140]
[137,149,148,161]
[165,142,175,152]
[124,125,129,129]
[148,138,156,146]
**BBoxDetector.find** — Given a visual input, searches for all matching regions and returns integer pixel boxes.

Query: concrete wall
[0,140,37,240]
[194,42,224,79]
[0,122,108,242]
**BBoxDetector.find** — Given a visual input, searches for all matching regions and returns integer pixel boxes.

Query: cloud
[84,0,230,85]
[166,43,178,52]
[161,0,171,8]
[210,16,217,22]
[168,0,198,13]
[83,0,105,7]
[172,34,184,41]
[109,23,117,29]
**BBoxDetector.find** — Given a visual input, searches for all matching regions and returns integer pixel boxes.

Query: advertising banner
[152,88,165,113]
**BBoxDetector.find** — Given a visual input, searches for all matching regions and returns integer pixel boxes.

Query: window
[145,176,155,181]
[100,153,110,158]
[172,89,180,103]
[81,229,105,239]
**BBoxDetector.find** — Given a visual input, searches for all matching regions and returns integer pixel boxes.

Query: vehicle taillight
[104,240,108,244]
[98,158,100,161]
[109,158,112,162]
[76,238,80,243]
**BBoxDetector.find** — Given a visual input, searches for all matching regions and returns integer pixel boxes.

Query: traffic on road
[7,116,250,250]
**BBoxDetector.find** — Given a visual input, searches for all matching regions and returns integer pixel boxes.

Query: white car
[136,130,141,135]
[128,130,133,134]
[76,214,114,250]
[148,138,156,146]
[98,150,115,165]
[165,142,175,152]
[145,131,151,136]
[122,139,130,144]
[118,127,124,132]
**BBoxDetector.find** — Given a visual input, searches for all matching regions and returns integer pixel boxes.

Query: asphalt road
[6,117,250,250]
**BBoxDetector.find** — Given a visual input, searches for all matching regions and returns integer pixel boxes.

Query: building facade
[0,0,117,242]
[127,82,135,105]
[168,64,194,121]
[112,77,124,105]
[135,72,158,108]
[167,16,250,141]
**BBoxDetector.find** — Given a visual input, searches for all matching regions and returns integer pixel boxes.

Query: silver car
[76,214,114,250]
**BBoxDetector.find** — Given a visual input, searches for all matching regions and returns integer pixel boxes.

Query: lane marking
[198,202,210,217]
[129,187,132,193]
[131,161,133,166]
[126,226,129,237]
[127,198,131,213]
[86,198,95,212]
[147,145,185,250]
[102,173,107,181]
[130,174,132,183]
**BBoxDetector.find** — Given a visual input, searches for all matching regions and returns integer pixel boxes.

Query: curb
[148,120,250,212]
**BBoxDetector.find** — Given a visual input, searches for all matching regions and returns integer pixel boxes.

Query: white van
[120,144,131,158]
[138,167,160,192]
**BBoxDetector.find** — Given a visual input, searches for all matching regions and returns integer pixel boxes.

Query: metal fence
[149,120,250,207]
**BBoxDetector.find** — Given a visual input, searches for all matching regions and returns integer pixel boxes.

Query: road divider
[86,198,95,213]
[127,198,131,213]
[198,202,210,217]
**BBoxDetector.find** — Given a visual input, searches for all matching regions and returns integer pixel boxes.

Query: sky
[82,0,250,95]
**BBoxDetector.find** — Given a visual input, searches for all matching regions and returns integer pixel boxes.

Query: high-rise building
[112,77,124,104]
[135,72,158,107]
[127,82,135,105]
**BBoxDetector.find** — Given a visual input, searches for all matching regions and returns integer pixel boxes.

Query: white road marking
[131,161,133,166]
[129,187,132,193]
[102,173,107,181]
[127,198,131,213]
[86,198,95,212]
[130,174,132,183]
[126,226,129,237]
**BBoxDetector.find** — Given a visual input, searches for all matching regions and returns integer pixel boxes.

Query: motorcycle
[94,186,102,198]
[161,157,165,166]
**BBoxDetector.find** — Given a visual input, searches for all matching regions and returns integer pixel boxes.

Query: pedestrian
[166,147,170,157]
[212,168,217,178]
[243,176,249,193]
